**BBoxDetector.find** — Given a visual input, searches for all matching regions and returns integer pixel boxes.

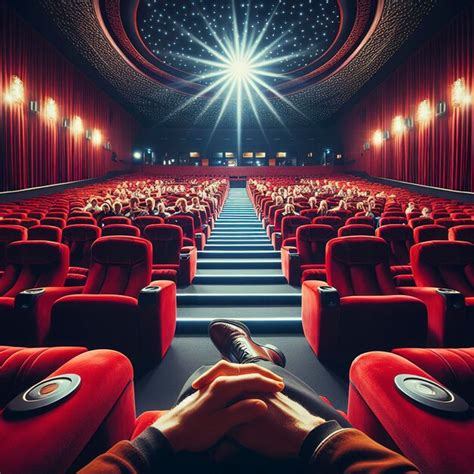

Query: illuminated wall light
[133,151,142,159]
[91,129,102,146]
[372,129,384,146]
[392,115,406,135]
[452,78,472,107]
[71,116,84,135]
[4,75,24,104]
[44,97,58,121]
[417,100,433,124]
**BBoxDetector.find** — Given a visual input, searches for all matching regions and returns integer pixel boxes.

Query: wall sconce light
[392,115,406,135]
[372,129,384,146]
[91,129,102,146]
[452,78,471,107]
[4,76,25,104]
[417,100,433,124]
[44,97,58,121]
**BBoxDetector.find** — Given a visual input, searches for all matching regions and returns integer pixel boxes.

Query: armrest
[14,286,84,345]
[398,287,466,347]
[348,351,474,474]
[281,246,301,286]
[301,281,341,361]
[179,247,197,286]
[138,281,177,367]
[267,224,275,238]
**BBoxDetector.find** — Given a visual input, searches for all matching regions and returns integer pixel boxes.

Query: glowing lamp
[133,151,142,159]
[229,57,251,80]
[372,129,384,146]
[71,116,84,135]
[44,97,58,121]
[452,78,471,107]
[91,129,102,146]
[417,100,432,124]
[392,116,406,135]
[4,76,24,104]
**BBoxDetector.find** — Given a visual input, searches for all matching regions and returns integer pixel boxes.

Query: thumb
[221,399,268,432]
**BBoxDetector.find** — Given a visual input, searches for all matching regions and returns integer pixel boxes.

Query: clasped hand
[152,360,325,458]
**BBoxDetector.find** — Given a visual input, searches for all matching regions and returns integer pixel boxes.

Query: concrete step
[205,243,274,250]
[192,274,287,284]
[177,292,301,306]
[198,258,281,269]
[198,250,280,259]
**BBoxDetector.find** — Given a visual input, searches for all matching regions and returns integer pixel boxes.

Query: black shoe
[208,319,286,367]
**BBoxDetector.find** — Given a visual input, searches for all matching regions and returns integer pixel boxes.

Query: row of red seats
[1,344,471,473]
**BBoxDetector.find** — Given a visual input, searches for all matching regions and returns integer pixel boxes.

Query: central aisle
[176,187,301,333]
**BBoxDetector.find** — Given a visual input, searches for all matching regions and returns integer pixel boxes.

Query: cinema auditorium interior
[0,0,473,472]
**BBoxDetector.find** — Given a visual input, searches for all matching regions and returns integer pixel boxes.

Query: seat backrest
[268,204,284,224]
[346,216,375,227]
[40,217,66,229]
[413,224,448,243]
[449,225,474,244]
[102,224,140,237]
[411,241,474,296]
[450,213,471,219]
[0,241,69,297]
[134,216,165,234]
[69,211,93,218]
[28,225,62,243]
[434,218,458,229]
[83,236,152,297]
[379,217,408,226]
[0,225,27,270]
[300,209,320,221]
[101,216,132,226]
[27,211,46,220]
[144,224,183,265]
[19,218,40,229]
[338,224,375,237]
[376,224,414,265]
[165,215,195,241]
[431,211,449,219]
[327,236,396,297]
[0,218,21,226]
[0,346,87,409]
[312,216,343,230]
[281,216,311,241]
[67,216,96,226]
[296,224,336,265]
[409,217,434,229]
[8,213,27,219]
[62,225,101,268]
[46,212,68,220]
[274,209,285,231]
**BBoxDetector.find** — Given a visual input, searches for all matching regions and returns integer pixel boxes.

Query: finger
[219,399,268,432]
[192,360,283,390]
[205,373,284,407]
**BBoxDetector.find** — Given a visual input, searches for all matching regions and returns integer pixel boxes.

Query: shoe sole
[208,318,286,367]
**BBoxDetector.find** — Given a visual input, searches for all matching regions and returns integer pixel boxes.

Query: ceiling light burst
[164,0,308,153]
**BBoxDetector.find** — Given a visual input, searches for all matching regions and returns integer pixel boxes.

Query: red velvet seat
[281,224,335,285]
[348,348,474,474]
[0,346,139,473]
[271,215,310,250]
[312,215,343,230]
[449,224,474,243]
[67,216,96,226]
[8,213,28,219]
[300,209,320,221]
[165,215,196,248]
[48,236,177,371]
[27,211,46,220]
[28,225,62,242]
[346,216,374,226]
[0,218,21,226]
[408,217,434,229]
[62,224,101,285]
[46,212,68,220]
[40,217,66,229]
[18,218,40,229]
[431,211,449,219]
[144,224,197,286]
[133,216,165,235]
[0,225,27,275]
[69,211,93,218]
[379,217,408,226]
[0,241,69,345]
[101,216,132,226]
[400,240,474,347]
[413,224,448,243]
[102,224,140,237]
[302,236,427,365]
[338,224,374,237]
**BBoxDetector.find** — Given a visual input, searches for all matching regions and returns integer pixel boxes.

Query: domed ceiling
[19,0,438,128]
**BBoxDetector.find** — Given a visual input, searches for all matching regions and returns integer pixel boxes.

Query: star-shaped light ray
[162,0,309,154]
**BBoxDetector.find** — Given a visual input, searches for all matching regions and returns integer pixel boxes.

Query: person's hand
[230,392,326,458]
[152,364,285,453]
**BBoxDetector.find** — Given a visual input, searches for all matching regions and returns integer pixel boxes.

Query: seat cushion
[151,268,178,282]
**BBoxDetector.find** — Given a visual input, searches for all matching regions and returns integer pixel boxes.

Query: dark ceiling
[13,0,463,129]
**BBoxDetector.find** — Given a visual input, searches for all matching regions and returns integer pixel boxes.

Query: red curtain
[0,1,138,191]
[340,3,474,192]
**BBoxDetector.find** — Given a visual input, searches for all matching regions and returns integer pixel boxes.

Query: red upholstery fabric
[301,267,327,283]
[297,224,336,266]
[19,218,40,229]
[346,216,374,226]
[413,224,448,243]
[67,217,97,226]
[376,224,413,265]
[0,225,27,270]
[0,349,136,473]
[40,217,66,229]
[144,224,182,265]
[312,216,343,229]
[83,236,152,297]
[449,225,474,243]
[151,268,178,282]
[28,225,62,242]
[348,351,474,473]
[379,217,408,226]
[0,345,86,408]
[134,216,165,235]
[0,218,21,225]
[281,216,311,242]
[62,224,101,269]
[338,224,375,237]
[408,217,434,229]
[101,216,132,226]
[102,224,140,237]
[165,216,195,243]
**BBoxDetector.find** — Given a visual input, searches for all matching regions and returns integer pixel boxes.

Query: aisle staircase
[176,187,301,333]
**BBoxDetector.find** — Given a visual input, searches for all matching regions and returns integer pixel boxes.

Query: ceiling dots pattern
[23,0,436,128]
